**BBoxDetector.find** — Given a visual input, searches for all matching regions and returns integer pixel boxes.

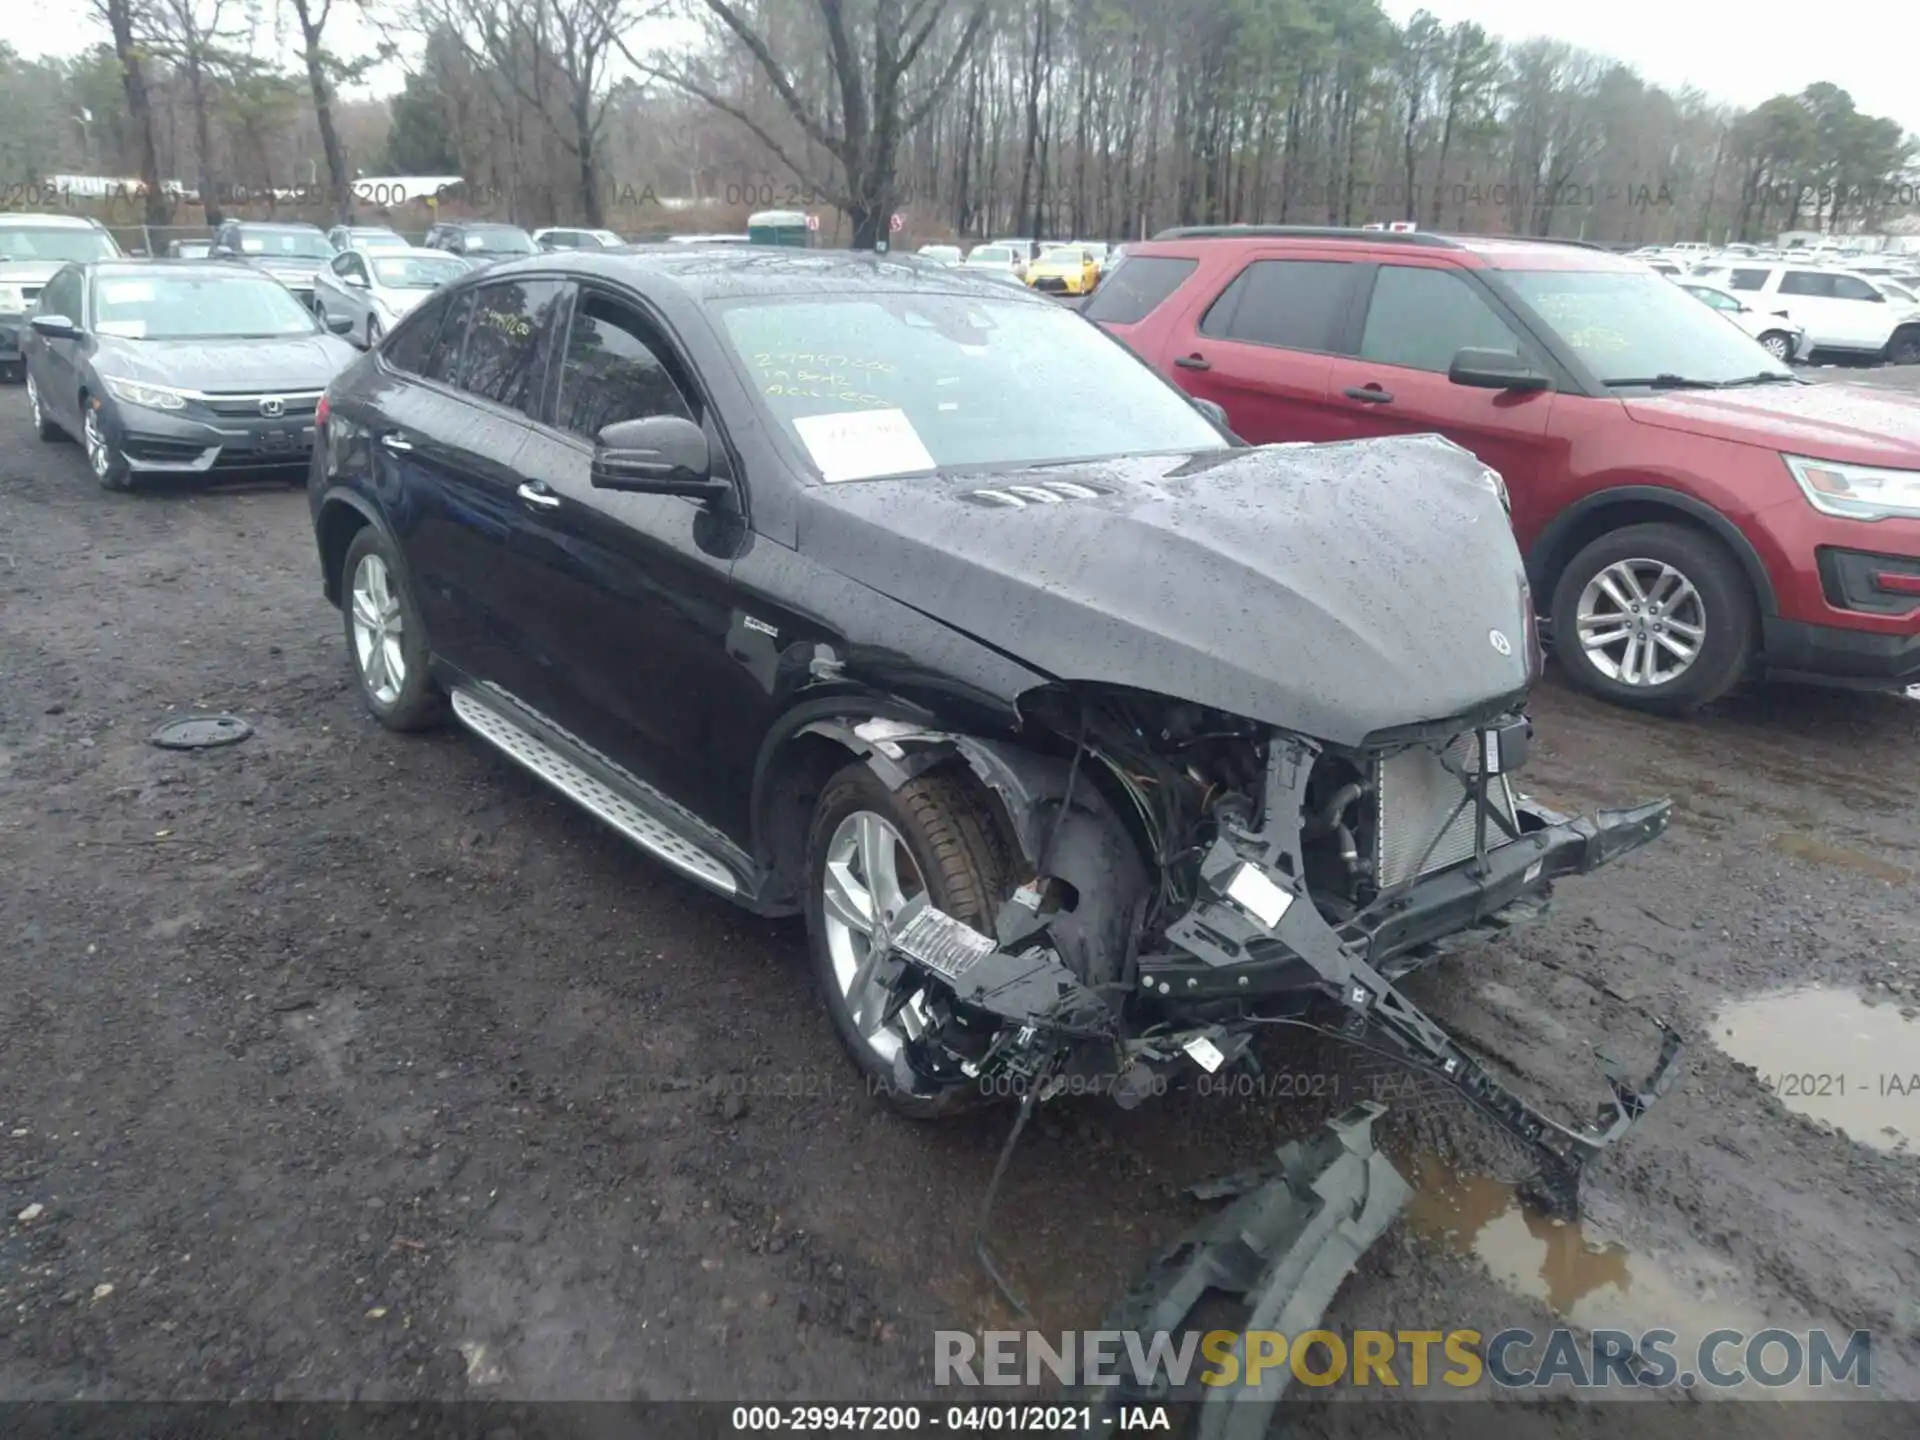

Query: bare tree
[146,0,239,223]
[285,0,353,221]
[625,0,993,248]
[92,0,171,227]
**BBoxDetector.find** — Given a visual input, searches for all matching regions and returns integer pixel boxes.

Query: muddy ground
[1,376,1917,1421]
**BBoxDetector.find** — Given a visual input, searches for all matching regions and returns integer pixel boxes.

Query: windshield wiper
[1602,374,1722,390]
[1715,371,1802,387]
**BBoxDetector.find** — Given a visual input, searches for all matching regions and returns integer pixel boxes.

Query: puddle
[1403,1156,1758,1338]
[1771,832,1913,885]
[1713,987,1918,1153]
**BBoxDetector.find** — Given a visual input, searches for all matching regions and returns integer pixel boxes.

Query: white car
[1693,260,1920,363]
[916,244,963,265]
[1674,281,1813,361]
[961,243,1026,280]
[311,245,473,348]
[533,226,626,251]
[325,224,409,254]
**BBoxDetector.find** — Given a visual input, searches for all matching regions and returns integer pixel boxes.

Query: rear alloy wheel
[804,763,1011,1119]
[341,526,446,731]
[1757,331,1794,361]
[26,373,60,441]
[1886,328,1920,366]
[83,402,131,490]
[1551,522,1755,712]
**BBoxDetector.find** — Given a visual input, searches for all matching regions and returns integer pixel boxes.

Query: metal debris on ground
[148,715,254,750]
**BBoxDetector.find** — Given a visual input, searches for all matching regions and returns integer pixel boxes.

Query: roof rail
[1150,224,1462,249]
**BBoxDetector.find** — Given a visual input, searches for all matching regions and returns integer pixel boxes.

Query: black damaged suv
[308,248,1678,1206]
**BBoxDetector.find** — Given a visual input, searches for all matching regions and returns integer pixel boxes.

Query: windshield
[968,247,1012,264]
[238,229,333,259]
[919,246,961,262]
[464,228,536,254]
[1505,268,1790,386]
[92,273,320,340]
[354,231,410,251]
[0,227,119,263]
[1879,282,1917,304]
[717,292,1226,481]
[372,254,470,289]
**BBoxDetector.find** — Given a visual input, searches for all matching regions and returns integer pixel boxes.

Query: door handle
[379,432,414,453]
[1174,354,1212,371]
[516,481,561,510]
[1343,385,1395,404]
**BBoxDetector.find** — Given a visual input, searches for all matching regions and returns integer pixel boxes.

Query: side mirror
[128,247,149,258]
[324,313,354,334]
[1191,396,1230,430]
[591,414,725,499]
[1448,346,1551,393]
[30,314,80,341]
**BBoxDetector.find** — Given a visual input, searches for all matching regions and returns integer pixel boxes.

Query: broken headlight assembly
[815,687,1680,1326]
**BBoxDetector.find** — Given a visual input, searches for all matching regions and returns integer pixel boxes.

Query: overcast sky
[1380,0,1920,139]
[5,2,1917,145]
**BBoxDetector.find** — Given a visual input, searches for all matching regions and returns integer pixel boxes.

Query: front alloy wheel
[1758,331,1793,360]
[83,403,130,490]
[26,373,59,441]
[804,763,1011,1118]
[1551,522,1756,713]
[1575,559,1706,688]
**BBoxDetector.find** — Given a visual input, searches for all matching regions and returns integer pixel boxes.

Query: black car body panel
[307,248,1678,1231]
[795,437,1530,745]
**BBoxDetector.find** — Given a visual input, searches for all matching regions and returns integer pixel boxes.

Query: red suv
[1087,226,1920,711]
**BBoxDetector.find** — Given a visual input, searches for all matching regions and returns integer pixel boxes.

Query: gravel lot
[2,375,1917,1415]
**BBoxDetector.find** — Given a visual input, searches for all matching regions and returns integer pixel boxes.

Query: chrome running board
[449,686,739,896]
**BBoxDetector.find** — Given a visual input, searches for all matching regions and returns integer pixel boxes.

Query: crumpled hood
[94,334,357,393]
[1625,381,1920,468]
[797,434,1533,744]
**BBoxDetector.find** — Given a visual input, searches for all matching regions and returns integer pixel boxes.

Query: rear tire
[1885,327,1920,366]
[804,762,1013,1120]
[1550,522,1756,713]
[340,526,448,732]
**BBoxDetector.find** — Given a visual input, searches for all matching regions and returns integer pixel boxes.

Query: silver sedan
[311,245,472,348]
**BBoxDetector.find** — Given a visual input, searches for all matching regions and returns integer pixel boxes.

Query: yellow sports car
[1025,245,1100,296]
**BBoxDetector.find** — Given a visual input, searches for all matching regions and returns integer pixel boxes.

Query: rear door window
[452,279,566,415]
[1830,275,1881,301]
[1198,259,1357,352]
[1083,255,1198,324]
[1777,271,1832,297]
[420,288,476,382]
[1357,264,1522,372]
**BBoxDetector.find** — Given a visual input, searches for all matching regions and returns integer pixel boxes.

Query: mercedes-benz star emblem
[258,396,285,418]
[1489,629,1513,656]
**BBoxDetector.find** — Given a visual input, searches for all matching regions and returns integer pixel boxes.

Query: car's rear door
[1321,260,1555,528]
[371,280,560,686]
[1145,253,1364,442]
[507,281,760,839]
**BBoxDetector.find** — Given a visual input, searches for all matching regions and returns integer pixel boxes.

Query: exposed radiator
[1373,734,1518,888]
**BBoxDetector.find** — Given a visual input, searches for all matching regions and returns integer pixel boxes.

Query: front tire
[1885,327,1920,366]
[26,372,60,441]
[804,762,1013,1120]
[340,526,447,732]
[1550,522,1756,713]
[1758,330,1793,361]
[83,399,131,491]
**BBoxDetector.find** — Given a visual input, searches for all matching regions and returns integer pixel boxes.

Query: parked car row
[920,237,1116,296]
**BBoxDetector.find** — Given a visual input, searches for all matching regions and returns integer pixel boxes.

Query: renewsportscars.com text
[935,1327,1874,1391]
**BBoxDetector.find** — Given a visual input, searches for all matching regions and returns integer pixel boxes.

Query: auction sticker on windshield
[100,281,155,304]
[792,407,936,483]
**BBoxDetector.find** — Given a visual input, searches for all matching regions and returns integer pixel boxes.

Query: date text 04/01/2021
[728,1404,1155,1432]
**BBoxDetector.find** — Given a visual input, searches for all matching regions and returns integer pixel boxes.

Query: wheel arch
[314,489,393,609]
[1527,485,1778,620]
